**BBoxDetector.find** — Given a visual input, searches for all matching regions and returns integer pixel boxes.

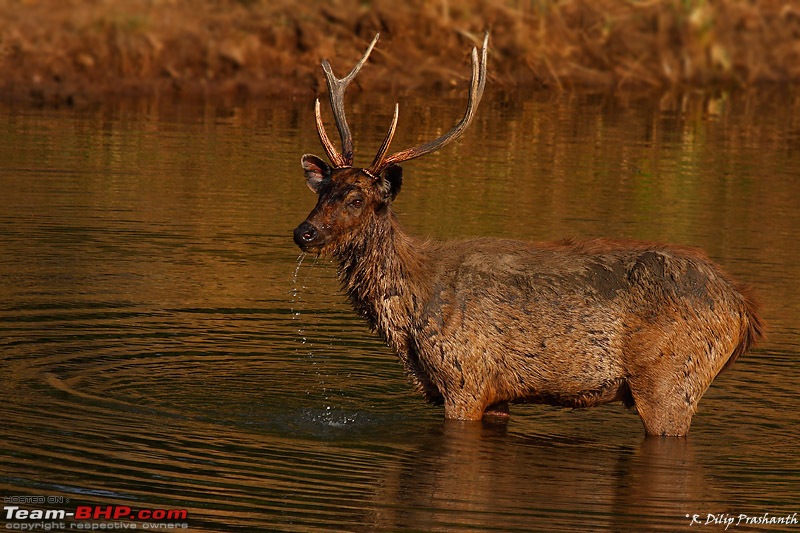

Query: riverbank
[2,0,799,104]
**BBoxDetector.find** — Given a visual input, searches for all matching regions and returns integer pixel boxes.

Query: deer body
[294,34,762,436]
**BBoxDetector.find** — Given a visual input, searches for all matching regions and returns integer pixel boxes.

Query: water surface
[1,91,799,531]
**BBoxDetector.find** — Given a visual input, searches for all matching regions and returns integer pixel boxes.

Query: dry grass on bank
[1,0,800,103]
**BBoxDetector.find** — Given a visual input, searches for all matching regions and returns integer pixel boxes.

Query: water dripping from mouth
[290,252,307,344]
[290,253,348,422]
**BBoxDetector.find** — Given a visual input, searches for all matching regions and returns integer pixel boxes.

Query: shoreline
[2,0,799,105]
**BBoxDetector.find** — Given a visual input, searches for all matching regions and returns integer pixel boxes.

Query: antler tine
[318,33,380,167]
[315,99,346,167]
[367,103,399,177]
[368,32,489,176]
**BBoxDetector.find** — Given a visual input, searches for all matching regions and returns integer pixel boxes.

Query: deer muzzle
[293,221,321,252]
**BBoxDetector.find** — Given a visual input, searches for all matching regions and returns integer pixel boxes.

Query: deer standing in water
[293,34,763,436]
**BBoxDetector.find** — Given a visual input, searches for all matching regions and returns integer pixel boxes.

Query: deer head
[293,33,488,255]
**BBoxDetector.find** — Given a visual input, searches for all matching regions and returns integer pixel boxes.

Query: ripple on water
[2,96,799,531]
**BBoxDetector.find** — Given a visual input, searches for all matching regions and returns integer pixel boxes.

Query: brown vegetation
[2,0,800,104]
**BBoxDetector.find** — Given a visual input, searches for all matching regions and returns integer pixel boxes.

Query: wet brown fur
[294,161,764,437]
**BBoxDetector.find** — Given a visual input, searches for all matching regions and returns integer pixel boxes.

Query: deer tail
[722,283,765,371]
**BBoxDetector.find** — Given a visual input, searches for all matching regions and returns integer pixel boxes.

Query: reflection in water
[374,422,713,532]
[0,90,798,531]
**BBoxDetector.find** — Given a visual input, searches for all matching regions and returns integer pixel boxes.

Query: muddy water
[1,91,798,532]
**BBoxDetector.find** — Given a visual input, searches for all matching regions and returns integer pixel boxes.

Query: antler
[367,32,489,176]
[315,34,380,168]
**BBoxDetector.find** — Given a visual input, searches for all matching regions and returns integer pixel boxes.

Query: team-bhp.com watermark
[4,496,189,530]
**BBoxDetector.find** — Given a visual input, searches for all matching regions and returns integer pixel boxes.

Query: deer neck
[334,211,429,350]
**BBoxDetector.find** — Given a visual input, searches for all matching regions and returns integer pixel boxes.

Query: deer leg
[443,395,486,421]
[627,374,695,437]
[483,401,510,420]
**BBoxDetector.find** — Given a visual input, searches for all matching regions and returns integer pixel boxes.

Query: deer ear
[383,164,403,200]
[301,154,331,193]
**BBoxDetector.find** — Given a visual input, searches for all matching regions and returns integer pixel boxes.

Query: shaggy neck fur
[333,209,431,355]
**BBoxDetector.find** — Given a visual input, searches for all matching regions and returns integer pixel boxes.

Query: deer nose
[293,222,318,247]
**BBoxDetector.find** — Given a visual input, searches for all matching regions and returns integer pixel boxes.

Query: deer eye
[349,197,364,209]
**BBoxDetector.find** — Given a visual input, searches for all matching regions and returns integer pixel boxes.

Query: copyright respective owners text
[687,512,798,530]
[4,496,190,530]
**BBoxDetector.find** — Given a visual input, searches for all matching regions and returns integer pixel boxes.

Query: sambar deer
[293,33,763,436]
